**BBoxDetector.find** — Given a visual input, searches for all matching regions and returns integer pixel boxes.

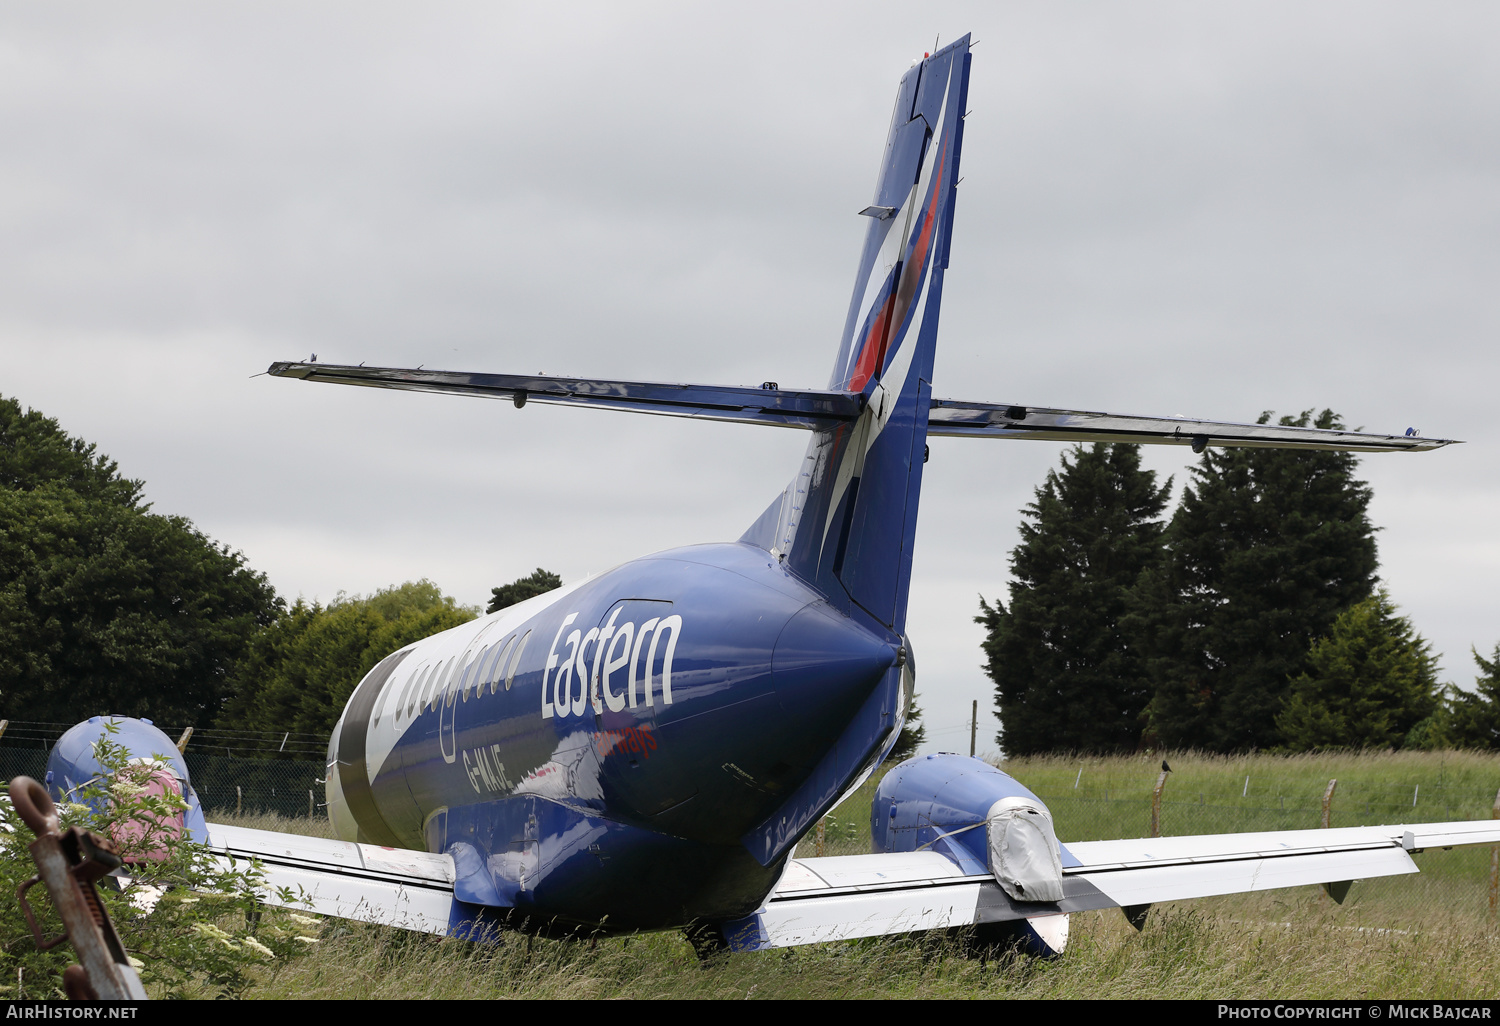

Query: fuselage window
[460,649,481,703]
[379,667,407,727]
[406,664,432,719]
[480,637,506,690]
[438,656,460,710]
[488,635,516,695]
[505,630,531,691]
[422,659,444,714]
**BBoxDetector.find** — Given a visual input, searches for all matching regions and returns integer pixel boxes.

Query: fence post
[1490,788,1499,922]
[236,785,242,816]
[1151,768,1169,837]
[1321,779,1337,829]
[815,818,825,857]
[970,700,977,758]
[308,790,314,818]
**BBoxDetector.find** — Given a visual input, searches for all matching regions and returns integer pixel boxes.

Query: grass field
[219,751,1500,999]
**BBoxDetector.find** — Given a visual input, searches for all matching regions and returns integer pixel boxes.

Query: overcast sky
[5,3,1497,757]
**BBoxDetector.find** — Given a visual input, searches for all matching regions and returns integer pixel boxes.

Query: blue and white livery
[64,38,1482,955]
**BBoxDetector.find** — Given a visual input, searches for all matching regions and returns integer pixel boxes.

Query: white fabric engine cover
[985,796,1065,902]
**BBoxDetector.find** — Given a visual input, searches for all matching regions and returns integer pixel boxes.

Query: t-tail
[741,37,973,634]
[268,29,1454,625]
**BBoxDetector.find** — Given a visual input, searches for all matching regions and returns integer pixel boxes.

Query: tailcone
[771,603,898,746]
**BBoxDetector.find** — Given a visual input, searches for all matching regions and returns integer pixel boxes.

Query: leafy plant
[0,724,315,998]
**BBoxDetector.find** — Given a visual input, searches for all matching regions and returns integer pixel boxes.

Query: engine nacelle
[45,716,210,857]
[873,753,1068,955]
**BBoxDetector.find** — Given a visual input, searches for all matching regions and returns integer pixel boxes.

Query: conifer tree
[1142,410,1378,752]
[1441,644,1500,750]
[487,568,562,613]
[979,443,1169,755]
[1275,591,1439,750]
[887,693,927,763]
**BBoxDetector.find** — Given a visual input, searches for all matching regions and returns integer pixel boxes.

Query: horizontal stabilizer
[928,399,1459,452]
[269,363,1458,452]
[722,819,1500,951]
[268,361,860,429]
[208,822,454,935]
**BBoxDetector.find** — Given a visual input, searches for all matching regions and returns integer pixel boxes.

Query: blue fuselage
[327,542,906,933]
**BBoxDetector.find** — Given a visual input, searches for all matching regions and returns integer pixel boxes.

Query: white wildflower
[192,922,232,942]
[241,937,275,959]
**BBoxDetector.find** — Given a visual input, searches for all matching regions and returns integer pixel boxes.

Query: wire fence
[1037,780,1500,839]
[7,717,1499,925]
[1040,779,1500,926]
[0,719,328,760]
[0,720,329,819]
[809,765,1500,926]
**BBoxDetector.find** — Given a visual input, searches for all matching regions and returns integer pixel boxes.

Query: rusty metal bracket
[9,776,149,1000]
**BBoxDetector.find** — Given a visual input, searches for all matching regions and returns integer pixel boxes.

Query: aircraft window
[436,657,459,709]
[401,666,421,720]
[379,667,409,727]
[479,637,505,689]
[505,630,531,690]
[460,649,481,702]
[422,660,444,713]
[410,663,435,718]
[392,672,411,723]
[404,664,430,720]
[488,635,516,695]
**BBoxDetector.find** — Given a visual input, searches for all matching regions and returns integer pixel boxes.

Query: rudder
[752,38,972,634]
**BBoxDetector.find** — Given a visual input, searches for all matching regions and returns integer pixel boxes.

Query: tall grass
[244,895,1500,999]
[214,750,1500,998]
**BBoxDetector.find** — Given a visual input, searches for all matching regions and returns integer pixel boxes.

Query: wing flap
[268,361,861,429]
[208,822,455,935]
[725,820,1500,951]
[1069,847,1416,910]
[927,400,1458,452]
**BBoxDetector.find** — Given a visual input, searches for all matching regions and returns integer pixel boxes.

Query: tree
[1275,591,1440,750]
[1438,644,1500,750]
[487,568,562,614]
[0,394,143,507]
[1142,410,1378,752]
[217,581,476,741]
[0,724,314,997]
[886,692,927,763]
[979,443,1170,755]
[0,396,279,727]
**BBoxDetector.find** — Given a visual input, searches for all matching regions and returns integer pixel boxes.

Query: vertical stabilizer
[747,38,971,634]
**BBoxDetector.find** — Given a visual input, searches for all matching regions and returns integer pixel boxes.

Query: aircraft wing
[721,819,1500,952]
[927,399,1458,452]
[267,361,860,429]
[207,822,455,935]
[209,817,1500,948]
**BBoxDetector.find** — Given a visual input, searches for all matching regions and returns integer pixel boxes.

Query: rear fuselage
[323,37,972,934]
[326,542,904,931]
